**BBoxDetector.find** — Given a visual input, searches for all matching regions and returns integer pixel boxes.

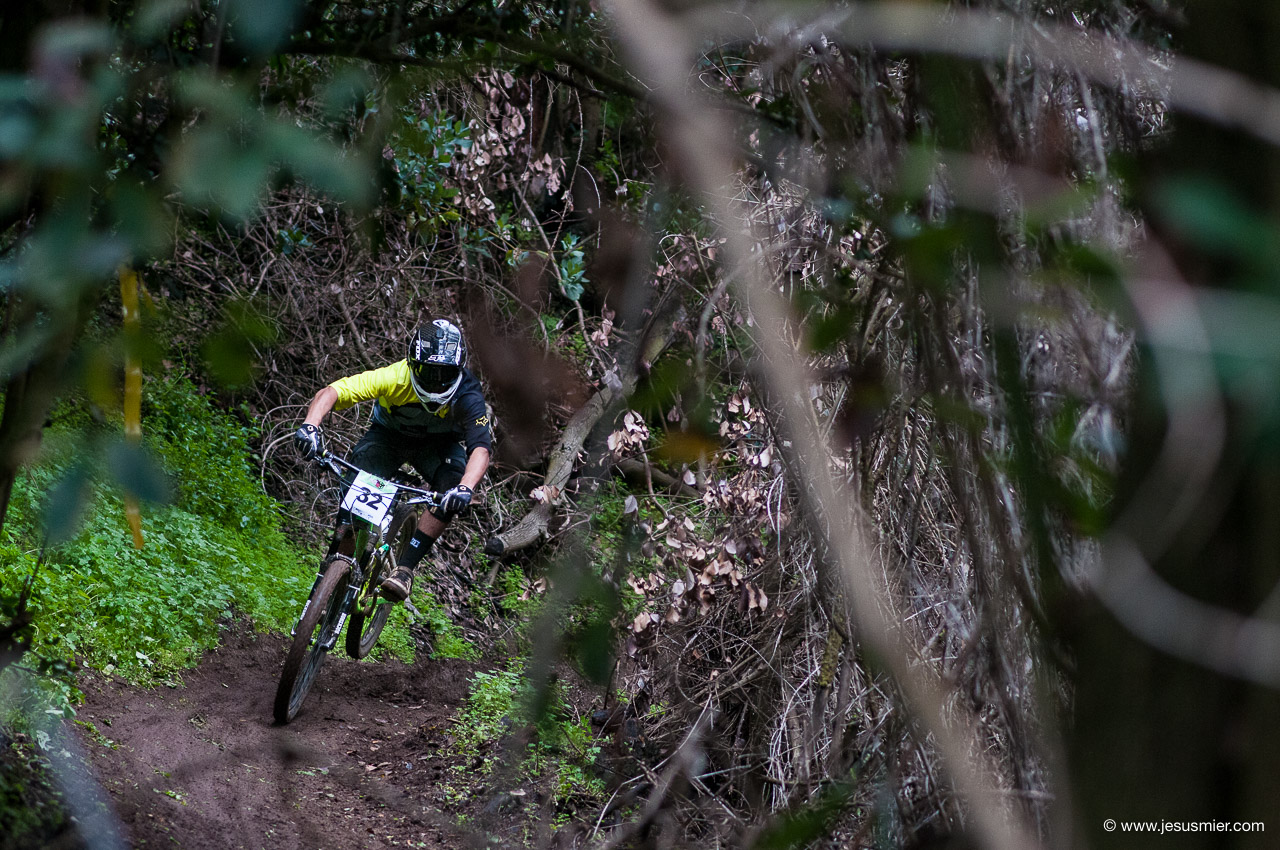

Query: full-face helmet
[408,319,466,411]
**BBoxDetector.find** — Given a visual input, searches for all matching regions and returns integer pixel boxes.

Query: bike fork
[290,558,354,638]
[319,580,361,651]
[290,569,327,637]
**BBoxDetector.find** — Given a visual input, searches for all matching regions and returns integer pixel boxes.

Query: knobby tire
[274,556,352,724]
[345,505,417,660]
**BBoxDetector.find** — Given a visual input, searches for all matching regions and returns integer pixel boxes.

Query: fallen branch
[484,384,618,555]
[485,324,673,556]
[615,457,700,497]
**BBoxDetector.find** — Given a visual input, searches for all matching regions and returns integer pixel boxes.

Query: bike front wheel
[274,556,352,724]
[345,505,417,659]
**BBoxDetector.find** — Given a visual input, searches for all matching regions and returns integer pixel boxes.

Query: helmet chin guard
[408,320,466,410]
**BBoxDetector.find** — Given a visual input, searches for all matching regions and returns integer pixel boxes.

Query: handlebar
[316,451,442,509]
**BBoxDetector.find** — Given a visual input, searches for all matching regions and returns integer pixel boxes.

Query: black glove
[439,484,473,518]
[294,424,324,460]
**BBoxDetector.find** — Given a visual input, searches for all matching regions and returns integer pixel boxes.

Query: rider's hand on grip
[440,484,473,518]
[294,424,324,460]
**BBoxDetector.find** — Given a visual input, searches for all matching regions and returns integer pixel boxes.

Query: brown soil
[74,624,489,850]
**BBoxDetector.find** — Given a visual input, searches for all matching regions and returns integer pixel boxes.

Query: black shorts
[349,422,468,493]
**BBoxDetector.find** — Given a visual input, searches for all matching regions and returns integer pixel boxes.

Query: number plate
[341,471,397,527]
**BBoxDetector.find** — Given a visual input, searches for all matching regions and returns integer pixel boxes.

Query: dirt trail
[74,625,486,850]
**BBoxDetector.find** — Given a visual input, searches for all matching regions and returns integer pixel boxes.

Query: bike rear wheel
[274,556,352,724]
[345,505,418,659]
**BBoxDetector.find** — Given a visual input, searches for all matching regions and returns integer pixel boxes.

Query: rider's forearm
[460,446,490,491]
[303,386,338,428]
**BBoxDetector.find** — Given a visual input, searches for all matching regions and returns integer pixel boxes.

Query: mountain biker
[293,319,492,602]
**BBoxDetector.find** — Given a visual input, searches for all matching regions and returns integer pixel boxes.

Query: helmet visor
[413,362,460,394]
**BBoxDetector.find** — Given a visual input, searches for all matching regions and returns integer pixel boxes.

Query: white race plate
[340,470,397,527]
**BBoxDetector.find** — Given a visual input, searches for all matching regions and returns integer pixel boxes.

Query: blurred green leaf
[43,463,93,545]
[808,304,859,352]
[107,179,173,259]
[897,144,938,200]
[574,615,614,685]
[1024,183,1097,227]
[319,67,375,120]
[1153,176,1280,272]
[169,126,272,220]
[173,73,246,118]
[10,219,129,308]
[224,0,302,57]
[201,301,279,388]
[135,0,192,41]
[0,102,36,158]
[0,322,58,388]
[105,440,171,505]
[35,20,113,62]
[1054,244,1121,284]
[171,75,372,215]
[266,122,373,207]
[754,775,857,850]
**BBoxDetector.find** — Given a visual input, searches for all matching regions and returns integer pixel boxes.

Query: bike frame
[293,452,441,639]
[276,452,444,723]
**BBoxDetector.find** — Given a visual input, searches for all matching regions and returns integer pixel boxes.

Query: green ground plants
[454,662,607,815]
[411,587,480,661]
[0,373,316,705]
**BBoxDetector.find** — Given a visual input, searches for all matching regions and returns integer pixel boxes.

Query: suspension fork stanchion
[291,566,328,637]
[320,520,380,651]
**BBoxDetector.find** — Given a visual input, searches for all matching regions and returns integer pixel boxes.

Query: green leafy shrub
[454,663,607,812]
[413,587,479,661]
[386,110,468,234]
[455,667,523,751]
[141,372,283,536]
[0,373,314,688]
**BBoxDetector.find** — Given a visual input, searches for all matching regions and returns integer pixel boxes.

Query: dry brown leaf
[530,485,561,504]
[741,583,770,613]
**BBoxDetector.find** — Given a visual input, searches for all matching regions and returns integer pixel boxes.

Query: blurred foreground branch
[604,1,1041,848]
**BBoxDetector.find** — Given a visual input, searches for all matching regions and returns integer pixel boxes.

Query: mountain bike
[273,452,441,724]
